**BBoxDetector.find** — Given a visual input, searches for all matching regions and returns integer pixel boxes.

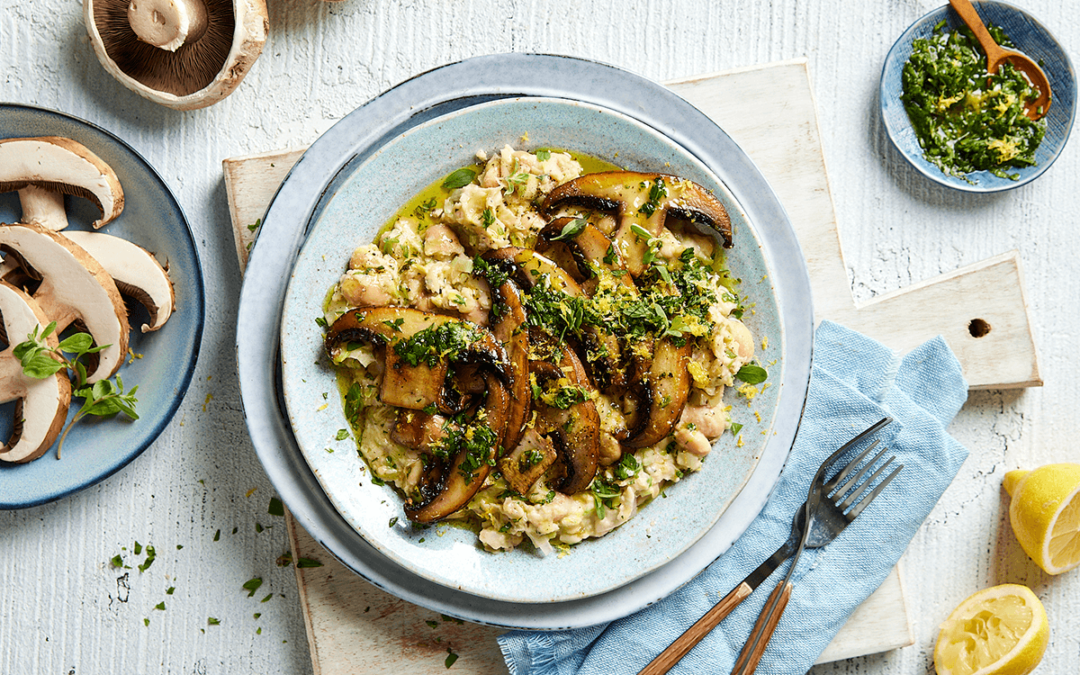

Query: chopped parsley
[638,178,668,218]
[901,23,1045,182]
[429,416,499,483]
[392,322,480,368]
[591,479,621,519]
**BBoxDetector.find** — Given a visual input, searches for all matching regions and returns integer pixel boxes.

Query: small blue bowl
[881,1,1076,192]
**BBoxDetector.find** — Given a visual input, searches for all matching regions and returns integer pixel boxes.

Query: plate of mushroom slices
[276,94,806,604]
[0,104,204,509]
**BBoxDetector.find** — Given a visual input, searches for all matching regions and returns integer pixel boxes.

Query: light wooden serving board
[223,59,1040,674]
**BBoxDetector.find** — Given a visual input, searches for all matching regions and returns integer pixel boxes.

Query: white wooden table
[1,1,1078,673]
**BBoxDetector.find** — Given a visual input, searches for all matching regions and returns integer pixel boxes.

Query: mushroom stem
[127,0,209,51]
[17,186,68,231]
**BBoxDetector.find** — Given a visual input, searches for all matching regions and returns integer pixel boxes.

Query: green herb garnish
[901,23,1045,182]
[242,577,263,597]
[548,218,588,242]
[15,323,140,459]
[441,168,476,190]
[735,363,768,385]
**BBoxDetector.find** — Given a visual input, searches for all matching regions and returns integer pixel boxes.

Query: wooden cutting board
[223,58,1040,674]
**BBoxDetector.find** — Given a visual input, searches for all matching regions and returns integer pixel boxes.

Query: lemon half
[934,584,1049,675]
[1004,463,1080,575]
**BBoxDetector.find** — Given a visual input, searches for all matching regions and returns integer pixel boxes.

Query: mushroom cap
[0,223,130,383]
[84,0,269,110]
[63,231,175,332]
[0,282,72,464]
[0,137,124,230]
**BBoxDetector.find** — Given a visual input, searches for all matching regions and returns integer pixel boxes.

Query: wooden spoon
[948,0,1051,120]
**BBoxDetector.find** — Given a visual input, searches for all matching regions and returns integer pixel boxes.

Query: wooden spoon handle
[948,0,1005,65]
[730,581,793,675]
[637,582,754,675]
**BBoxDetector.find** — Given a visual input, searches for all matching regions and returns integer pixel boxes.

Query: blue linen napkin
[499,320,969,675]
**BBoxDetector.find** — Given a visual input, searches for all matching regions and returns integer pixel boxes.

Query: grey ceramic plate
[280,97,783,603]
[238,54,812,628]
[880,1,1076,192]
[0,104,205,508]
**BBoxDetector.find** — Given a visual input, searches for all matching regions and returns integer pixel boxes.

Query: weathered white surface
[2,1,1079,674]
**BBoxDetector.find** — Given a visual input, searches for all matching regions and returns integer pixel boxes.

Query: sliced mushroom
[63,231,174,332]
[499,427,557,495]
[0,137,124,230]
[0,283,72,464]
[486,276,530,453]
[324,306,509,412]
[536,218,640,393]
[481,246,630,393]
[0,223,129,383]
[84,0,269,110]
[404,371,510,523]
[542,171,732,277]
[621,337,692,449]
[531,350,600,495]
[391,410,451,456]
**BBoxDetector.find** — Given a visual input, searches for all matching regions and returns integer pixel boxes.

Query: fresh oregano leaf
[441,168,476,190]
[735,364,768,384]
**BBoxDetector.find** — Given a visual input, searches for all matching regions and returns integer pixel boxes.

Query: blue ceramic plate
[0,104,204,508]
[279,98,784,603]
[881,1,1076,192]
[239,54,811,627]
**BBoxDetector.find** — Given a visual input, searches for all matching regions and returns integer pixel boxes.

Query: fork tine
[845,462,903,520]
[838,455,896,511]
[823,439,881,493]
[831,444,889,501]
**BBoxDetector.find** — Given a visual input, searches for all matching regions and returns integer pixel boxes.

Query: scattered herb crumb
[261,593,273,603]
[268,497,284,517]
[213,529,221,542]
[255,522,264,533]
[256,627,262,635]
[445,647,459,668]
[242,578,263,597]
[426,620,439,628]
[176,545,183,550]
[138,546,156,573]
[335,429,350,441]
[134,541,143,555]
[143,618,150,627]
[253,613,261,620]
[110,554,123,568]
[207,617,221,626]
[166,587,175,595]
[154,602,165,611]
[245,487,257,498]
[296,557,324,568]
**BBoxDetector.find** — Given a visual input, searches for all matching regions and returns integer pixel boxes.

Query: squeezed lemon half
[1004,463,1080,575]
[934,584,1049,675]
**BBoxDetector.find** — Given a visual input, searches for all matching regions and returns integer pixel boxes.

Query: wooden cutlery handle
[637,582,754,675]
[730,581,793,675]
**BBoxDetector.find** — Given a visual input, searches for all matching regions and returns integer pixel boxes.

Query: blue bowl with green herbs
[881,1,1075,192]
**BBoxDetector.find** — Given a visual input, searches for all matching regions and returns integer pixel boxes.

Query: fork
[638,417,902,675]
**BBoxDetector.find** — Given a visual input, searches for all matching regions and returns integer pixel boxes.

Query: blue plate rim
[0,102,206,509]
[879,0,1077,193]
[237,53,813,628]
